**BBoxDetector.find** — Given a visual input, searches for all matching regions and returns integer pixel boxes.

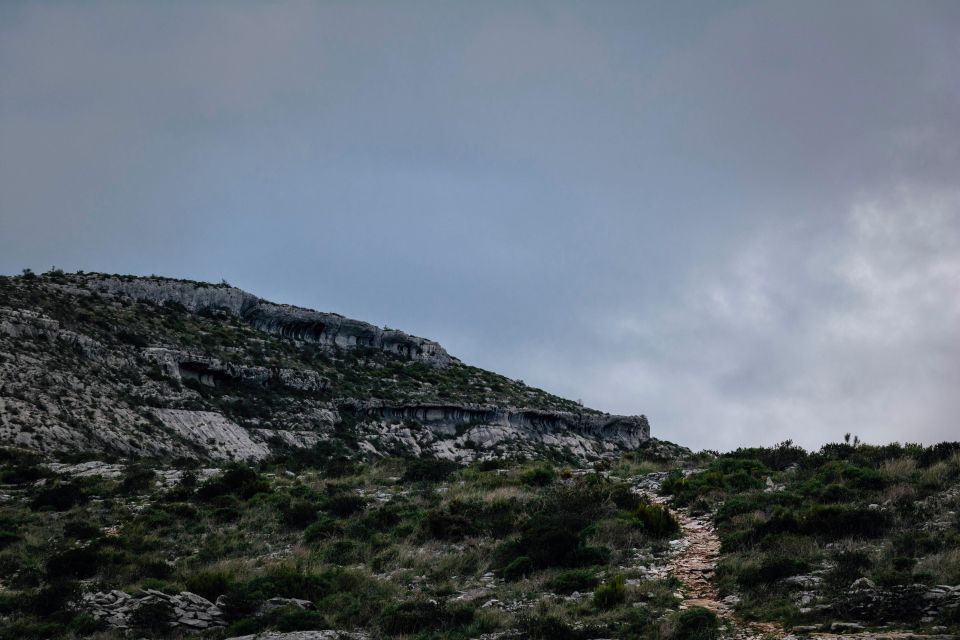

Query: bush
[196,465,269,502]
[401,458,460,482]
[801,505,889,539]
[737,557,809,589]
[628,501,680,538]
[377,600,442,635]
[548,568,600,594]
[63,520,100,540]
[280,499,319,528]
[323,494,366,518]
[129,599,173,634]
[0,530,20,549]
[672,607,719,640]
[593,573,626,609]
[118,465,156,494]
[31,481,87,511]
[502,556,533,581]
[520,465,555,487]
[45,547,101,579]
[303,516,339,543]
[185,570,234,602]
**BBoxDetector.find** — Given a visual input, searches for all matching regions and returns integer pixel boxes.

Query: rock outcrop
[0,272,653,462]
[80,589,226,631]
[354,403,649,448]
[145,348,328,392]
[84,276,456,366]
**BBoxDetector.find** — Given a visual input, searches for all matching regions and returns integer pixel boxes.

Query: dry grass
[880,457,917,482]
[916,548,960,584]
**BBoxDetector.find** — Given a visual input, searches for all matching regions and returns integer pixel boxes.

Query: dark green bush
[62,520,100,540]
[673,606,719,640]
[377,600,442,635]
[0,530,20,549]
[401,458,460,482]
[129,599,173,634]
[503,556,533,581]
[196,465,269,502]
[520,465,555,486]
[801,505,889,539]
[548,568,600,594]
[30,481,87,511]
[303,516,339,543]
[118,465,156,494]
[45,547,101,579]
[627,501,680,538]
[592,573,626,609]
[426,507,475,540]
[185,570,234,602]
[280,499,319,528]
[323,494,366,518]
[737,557,809,589]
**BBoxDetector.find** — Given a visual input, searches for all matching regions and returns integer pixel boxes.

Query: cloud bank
[1,1,958,449]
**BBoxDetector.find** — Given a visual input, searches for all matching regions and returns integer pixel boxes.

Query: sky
[1,1,959,451]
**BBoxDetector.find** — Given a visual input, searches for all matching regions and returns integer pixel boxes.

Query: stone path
[635,476,956,640]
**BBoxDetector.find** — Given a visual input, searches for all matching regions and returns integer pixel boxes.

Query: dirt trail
[641,489,782,638]
[640,484,954,640]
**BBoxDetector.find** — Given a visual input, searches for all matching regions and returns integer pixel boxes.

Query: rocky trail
[635,475,956,640]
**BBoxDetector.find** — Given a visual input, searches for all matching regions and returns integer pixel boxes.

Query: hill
[0,270,649,464]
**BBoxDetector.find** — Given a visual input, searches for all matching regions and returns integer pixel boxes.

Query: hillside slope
[0,271,649,463]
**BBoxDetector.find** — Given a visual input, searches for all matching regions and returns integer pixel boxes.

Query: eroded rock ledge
[83,276,456,366]
[144,347,328,392]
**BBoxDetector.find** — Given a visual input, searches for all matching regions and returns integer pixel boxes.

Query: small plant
[520,465,555,486]
[592,573,626,609]
[672,606,719,640]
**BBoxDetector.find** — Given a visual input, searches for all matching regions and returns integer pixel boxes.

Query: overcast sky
[2,1,958,450]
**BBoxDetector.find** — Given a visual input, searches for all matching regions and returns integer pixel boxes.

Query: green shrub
[30,481,87,511]
[592,573,626,609]
[45,547,101,579]
[801,505,889,539]
[502,556,533,581]
[401,458,460,482]
[118,465,156,494]
[520,465,555,486]
[63,520,101,540]
[426,507,475,540]
[673,606,719,640]
[737,557,809,589]
[280,499,319,528]
[303,516,339,543]
[0,530,20,549]
[184,570,234,602]
[196,465,269,502]
[378,600,442,635]
[129,599,173,634]
[323,494,366,518]
[548,568,600,594]
[627,501,680,538]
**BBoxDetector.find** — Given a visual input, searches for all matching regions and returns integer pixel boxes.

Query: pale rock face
[153,409,271,460]
[144,348,328,392]
[85,276,456,366]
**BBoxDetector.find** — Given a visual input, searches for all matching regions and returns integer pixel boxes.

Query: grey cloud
[1,1,958,450]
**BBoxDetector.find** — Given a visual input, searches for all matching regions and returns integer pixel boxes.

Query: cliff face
[0,272,650,463]
[85,277,455,366]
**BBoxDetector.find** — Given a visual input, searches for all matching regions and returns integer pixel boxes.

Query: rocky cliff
[0,271,650,462]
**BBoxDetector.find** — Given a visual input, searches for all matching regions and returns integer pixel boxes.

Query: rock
[259,597,314,614]
[850,577,876,591]
[830,622,864,632]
